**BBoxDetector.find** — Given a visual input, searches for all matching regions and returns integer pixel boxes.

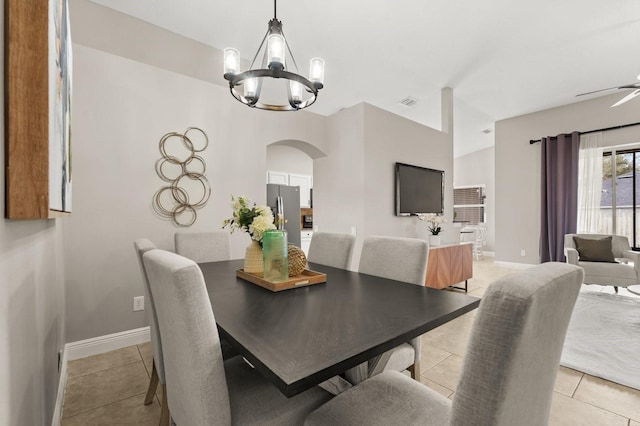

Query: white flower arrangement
[222,195,276,243]
[248,213,276,241]
[418,213,446,235]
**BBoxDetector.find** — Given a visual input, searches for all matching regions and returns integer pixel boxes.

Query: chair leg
[145,359,160,405]
[614,286,619,293]
[408,361,420,380]
[159,384,170,426]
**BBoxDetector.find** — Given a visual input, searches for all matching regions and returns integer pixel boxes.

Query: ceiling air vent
[399,96,419,107]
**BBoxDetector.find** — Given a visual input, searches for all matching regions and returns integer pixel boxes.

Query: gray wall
[454,146,495,251]
[495,93,640,264]
[315,103,453,270]
[65,43,327,342]
[66,0,455,342]
[68,0,233,87]
[0,2,67,424]
[266,145,313,176]
[313,104,366,250]
[363,103,453,243]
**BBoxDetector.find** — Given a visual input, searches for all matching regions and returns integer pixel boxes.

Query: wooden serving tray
[236,269,327,292]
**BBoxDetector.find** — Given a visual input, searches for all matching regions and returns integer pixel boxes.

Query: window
[453,185,486,225]
[600,149,640,249]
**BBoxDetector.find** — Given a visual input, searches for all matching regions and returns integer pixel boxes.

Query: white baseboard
[66,326,150,361]
[51,348,67,426]
[493,260,537,270]
[482,251,495,257]
[52,327,151,425]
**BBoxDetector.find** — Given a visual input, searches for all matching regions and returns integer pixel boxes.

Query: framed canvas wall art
[5,0,73,218]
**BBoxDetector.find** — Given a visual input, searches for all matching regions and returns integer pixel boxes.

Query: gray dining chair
[174,230,238,361]
[357,235,429,379]
[307,232,356,269]
[143,249,332,425]
[133,238,170,426]
[305,262,583,426]
[174,231,231,264]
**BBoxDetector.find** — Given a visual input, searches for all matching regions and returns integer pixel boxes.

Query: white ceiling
[88,0,640,157]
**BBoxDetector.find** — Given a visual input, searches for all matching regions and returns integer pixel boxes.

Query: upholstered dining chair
[133,238,170,426]
[358,235,429,380]
[174,231,231,264]
[305,262,584,426]
[174,230,239,361]
[143,249,332,426]
[307,232,356,269]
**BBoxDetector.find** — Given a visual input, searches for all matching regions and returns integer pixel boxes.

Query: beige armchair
[564,233,640,292]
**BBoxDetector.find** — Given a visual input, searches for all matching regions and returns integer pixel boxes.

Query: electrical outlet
[520,249,526,257]
[133,296,144,312]
[350,226,357,236]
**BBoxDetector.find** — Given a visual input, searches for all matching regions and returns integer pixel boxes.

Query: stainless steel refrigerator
[267,184,301,247]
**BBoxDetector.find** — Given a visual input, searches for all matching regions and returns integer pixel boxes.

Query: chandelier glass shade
[223,1,324,111]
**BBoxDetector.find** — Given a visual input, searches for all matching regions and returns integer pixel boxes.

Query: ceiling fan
[576,74,640,107]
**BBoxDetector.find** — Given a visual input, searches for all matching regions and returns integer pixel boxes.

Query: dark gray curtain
[540,132,580,262]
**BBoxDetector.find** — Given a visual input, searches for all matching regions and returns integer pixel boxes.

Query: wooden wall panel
[5,0,70,219]
[5,0,50,218]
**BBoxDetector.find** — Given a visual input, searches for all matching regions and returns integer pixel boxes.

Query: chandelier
[222,0,325,111]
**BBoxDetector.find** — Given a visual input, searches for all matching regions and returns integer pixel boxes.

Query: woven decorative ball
[288,244,307,277]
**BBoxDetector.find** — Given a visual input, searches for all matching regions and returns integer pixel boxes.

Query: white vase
[429,235,441,246]
[244,240,263,274]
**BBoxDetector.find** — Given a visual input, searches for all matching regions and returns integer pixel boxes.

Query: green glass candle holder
[262,230,289,282]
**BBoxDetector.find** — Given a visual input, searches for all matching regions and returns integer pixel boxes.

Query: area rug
[560,291,640,390]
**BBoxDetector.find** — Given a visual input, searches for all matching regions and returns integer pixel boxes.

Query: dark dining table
[200,259,480,397]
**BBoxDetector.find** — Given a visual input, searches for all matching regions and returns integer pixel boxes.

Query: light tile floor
[61,259,640,425]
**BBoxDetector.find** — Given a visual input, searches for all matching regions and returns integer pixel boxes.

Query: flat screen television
[395,162,444,216]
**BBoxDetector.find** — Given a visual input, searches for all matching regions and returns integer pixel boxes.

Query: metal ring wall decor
[153,127,211,227]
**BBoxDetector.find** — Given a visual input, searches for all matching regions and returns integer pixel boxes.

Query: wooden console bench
[425,242,473,291]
